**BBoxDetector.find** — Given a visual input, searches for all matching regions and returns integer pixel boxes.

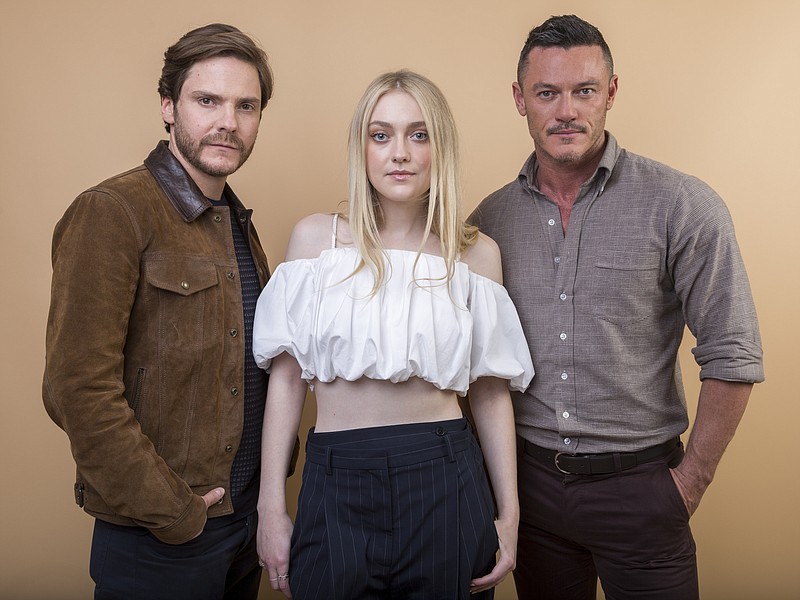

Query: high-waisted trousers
[289,417,498,599]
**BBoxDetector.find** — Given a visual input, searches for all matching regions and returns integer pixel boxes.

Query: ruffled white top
[253,247,534,396]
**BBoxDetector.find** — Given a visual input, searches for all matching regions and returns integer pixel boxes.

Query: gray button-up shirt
[470,133,764,453]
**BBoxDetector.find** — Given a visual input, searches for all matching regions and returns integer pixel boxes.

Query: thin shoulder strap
[331,213,339,249]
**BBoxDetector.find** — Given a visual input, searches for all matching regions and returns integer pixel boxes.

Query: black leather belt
[520,437,681,475]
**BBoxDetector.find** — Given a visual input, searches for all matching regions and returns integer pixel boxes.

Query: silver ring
[258,560,265,568]
[278,574,289,581]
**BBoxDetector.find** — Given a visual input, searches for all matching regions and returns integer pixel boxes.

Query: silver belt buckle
[554,452,572,475]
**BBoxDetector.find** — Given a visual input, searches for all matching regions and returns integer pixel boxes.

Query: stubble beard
[172,112,254,178]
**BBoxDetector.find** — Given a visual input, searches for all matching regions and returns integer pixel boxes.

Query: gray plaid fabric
[470,133,763,454]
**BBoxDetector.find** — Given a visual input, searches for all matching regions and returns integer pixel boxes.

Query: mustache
[547,123,587,135]
[200,133,245,151]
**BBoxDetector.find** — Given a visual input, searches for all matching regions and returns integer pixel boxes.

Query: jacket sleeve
[42,189,207,544]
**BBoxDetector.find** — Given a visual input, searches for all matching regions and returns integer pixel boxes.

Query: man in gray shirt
[470,15,763,600]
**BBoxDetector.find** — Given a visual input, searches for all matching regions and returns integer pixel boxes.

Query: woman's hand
[257,510,294,598]
[468,514,518,594]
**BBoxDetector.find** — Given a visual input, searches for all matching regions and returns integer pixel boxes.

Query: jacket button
[180,281,189,290]
[214,215,222,223]
[230,387,239,396]
[229,329,238,337]
[227,272,235,280]
[225,445,233,452]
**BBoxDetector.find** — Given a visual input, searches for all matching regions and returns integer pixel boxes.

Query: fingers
[201,487,225,509]
[469,561,509,594]
[470,520,517,594]
[263,566,291,597]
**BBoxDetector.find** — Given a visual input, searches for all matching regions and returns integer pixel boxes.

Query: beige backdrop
[2,1,797,599]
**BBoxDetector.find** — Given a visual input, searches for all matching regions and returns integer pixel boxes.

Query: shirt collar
[518,131,621,193]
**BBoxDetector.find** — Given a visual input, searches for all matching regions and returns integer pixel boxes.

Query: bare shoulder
[460,232,503,284]
[284,213,338,261]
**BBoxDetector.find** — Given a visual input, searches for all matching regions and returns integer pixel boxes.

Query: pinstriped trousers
[289,418,499,599]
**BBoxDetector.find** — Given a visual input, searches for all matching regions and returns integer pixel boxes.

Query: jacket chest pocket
[144,259,222,356]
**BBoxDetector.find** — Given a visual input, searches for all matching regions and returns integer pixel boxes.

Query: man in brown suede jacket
[43,24,294,600]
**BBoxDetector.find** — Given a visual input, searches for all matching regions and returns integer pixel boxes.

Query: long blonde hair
[347,70,477,294]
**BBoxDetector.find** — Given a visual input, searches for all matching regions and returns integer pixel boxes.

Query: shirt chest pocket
[590,250,664,326]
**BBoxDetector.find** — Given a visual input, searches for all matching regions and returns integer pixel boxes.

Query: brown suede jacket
[43,141,291,544]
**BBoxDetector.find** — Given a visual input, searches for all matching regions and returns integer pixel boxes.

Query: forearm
[672,378,752,513]
[258,353,307,516]
[468,377,519,523]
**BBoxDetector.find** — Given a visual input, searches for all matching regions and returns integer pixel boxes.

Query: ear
[512,81,527,117]
[606,74,619,111]
[161,96,176,126]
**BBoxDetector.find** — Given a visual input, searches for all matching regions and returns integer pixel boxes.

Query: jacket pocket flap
[145,260,219,296]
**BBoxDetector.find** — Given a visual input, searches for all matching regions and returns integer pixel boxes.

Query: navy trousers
[90,512,261,600]
[289,418,499,599]
[514,439,698,600]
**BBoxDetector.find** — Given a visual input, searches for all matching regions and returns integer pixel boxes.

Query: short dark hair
[517,15,614,84]
[158,23,273,132]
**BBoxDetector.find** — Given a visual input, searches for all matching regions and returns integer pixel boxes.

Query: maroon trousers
[514,439,698,600]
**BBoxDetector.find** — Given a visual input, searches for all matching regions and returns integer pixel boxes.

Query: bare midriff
[312,376,462,433]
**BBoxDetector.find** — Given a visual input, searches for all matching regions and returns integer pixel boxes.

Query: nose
[392,139,410,163]
[555,94,578,122]
[217,103,238,132]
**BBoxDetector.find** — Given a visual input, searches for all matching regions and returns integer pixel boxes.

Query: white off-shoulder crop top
[253,217,534,396]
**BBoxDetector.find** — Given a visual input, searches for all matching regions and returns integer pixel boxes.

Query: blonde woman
[253,70,533,599]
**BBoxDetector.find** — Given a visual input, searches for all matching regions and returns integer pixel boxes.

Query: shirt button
[548,218,556,226]
[559,293,567,301]
[180,281,189,290]
[564,438,571,446]
[239,215,247,224]
[560,332,567,340]
[554,256,561,264]
[563,411,570,419]
[561,372,568,380]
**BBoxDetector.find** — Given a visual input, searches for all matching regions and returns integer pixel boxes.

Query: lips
[388,170,414,180]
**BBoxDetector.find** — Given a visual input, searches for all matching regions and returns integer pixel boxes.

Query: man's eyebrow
[532,79,601,91]
[188,90,221,100]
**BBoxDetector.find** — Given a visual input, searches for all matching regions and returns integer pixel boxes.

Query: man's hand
[202,487,225,508]
[670,379,752,517]
[188,488,225,541]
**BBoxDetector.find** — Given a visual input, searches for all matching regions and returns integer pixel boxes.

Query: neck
[534,154,601,203]
[378,199,430,251]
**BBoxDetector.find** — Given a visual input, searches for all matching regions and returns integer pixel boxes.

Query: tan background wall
[1,1,797,598]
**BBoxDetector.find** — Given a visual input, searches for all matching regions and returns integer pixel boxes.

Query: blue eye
[412,131,428,141]
[371,132,388,142]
